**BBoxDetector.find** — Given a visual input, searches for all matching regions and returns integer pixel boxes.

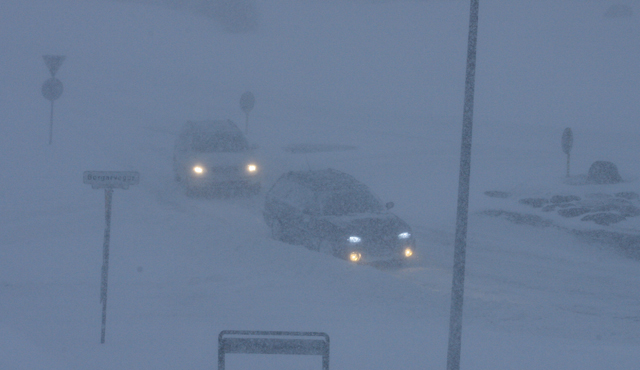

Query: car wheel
[185,186,197,197]
[331,244,348,260]
[317,240,336,255]
[251,183,261,195]
[271,218,285,241]
[304,236,320,252]
[184,179,201,197]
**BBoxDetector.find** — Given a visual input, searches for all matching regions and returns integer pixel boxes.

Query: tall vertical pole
[49,100,54,145]
[447,1,479,370]
[100,187,114,344]
[244,112,249,136]
[566,152,570,177]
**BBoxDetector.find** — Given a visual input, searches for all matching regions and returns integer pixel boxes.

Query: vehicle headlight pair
[191,164,258,175]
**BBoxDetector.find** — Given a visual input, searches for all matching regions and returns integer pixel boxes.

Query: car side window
[268,178,294,200]
[304,192,322,215]
[174,130,189,153]
[283,183,306,209]
[285,184,320,214]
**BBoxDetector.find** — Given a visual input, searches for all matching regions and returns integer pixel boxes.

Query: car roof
[183,120,241,134]
[284,169,371,193]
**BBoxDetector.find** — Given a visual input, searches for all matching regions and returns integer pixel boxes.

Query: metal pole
[322,347,330,370]
[446,1,479,370]
[566,152,570,177]
[49,100,54,145]
[245,112,249,136]
[218,341,225,370]
[100,187,114,344]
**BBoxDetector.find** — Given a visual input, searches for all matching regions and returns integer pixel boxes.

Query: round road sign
[42,78,63,101]
[561,127,573,155]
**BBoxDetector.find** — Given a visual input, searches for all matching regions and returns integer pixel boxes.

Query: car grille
[212,165,241,175]
[363,239,401,256]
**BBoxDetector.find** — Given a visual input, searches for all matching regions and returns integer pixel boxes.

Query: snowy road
[2,0,640,369]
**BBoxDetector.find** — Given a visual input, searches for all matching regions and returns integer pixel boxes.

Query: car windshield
[321,190,384,216]
[191,131,248,152]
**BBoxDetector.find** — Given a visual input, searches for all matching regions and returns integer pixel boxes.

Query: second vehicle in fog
[173,120,261,195]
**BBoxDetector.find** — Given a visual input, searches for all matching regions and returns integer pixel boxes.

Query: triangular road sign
[43,55,66,77]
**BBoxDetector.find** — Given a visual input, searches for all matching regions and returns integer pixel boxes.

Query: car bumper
[186,173,260,188]
[340,242,416,264]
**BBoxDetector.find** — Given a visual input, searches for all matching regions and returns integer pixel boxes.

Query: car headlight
[348,236,361,243]
[398,232,411,239]
[349,251,362,262]
[404,247,413,258]
[192,165,205,175]
[247,164,257,173]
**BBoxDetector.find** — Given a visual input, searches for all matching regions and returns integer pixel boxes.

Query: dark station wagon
[264,169,416,264]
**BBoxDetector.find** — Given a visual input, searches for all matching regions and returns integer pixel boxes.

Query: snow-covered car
[264,168,416,264]
[173,120,261,195]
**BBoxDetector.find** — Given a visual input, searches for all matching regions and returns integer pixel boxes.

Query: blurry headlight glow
[404,247,413,258]
[349,252,362,262]
[192,166,204,175]
[247,164,257,172]
[348,236,361,243]
[398,232,411,239]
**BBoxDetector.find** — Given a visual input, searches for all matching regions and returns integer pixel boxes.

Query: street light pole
[446,1,479,370]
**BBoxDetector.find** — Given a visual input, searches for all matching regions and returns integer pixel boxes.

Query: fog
[1,0,640,369]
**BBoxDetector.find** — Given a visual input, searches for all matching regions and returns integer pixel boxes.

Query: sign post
[447,1,479,370]
[561,128,573,177]
[83,171,140,344]
[240,91,255,136]
[42,55,65,145]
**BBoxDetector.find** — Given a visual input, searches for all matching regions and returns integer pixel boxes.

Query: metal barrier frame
[218,330,330,370]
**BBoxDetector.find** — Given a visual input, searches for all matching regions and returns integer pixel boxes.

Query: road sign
[84,170,139,343]
[83,171,140,189]
[42,78,63,101]
[218,331,330,370]
[43,55,65,77]
[42,55,65,144]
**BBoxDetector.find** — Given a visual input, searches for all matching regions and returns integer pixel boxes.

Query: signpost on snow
[240,91,255,136]
[562,127,573,177]
[83,171,140,344]
[42,55,65,145]
[447,1,479,370]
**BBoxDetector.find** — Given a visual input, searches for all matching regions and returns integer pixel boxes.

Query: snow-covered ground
[1,0,640,369]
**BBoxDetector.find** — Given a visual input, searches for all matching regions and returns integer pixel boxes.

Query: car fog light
[404,247,413,258]
[247,164,257,172]
[348,236,361,243]
[193,166,204,175]
[349,252,362,262]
